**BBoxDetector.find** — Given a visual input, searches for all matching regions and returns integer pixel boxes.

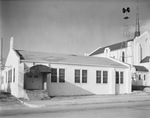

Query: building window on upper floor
[82,70,87,83]
[51,68,57,82]
[103,71,108,84]
[96,71,101,83]
[122,51,125,62]
[75,69,80,83]
[59,69,65,83]
[13,68,15,82]
[8,69,12,83]
[120,72,124,84]
[138,44,142,62]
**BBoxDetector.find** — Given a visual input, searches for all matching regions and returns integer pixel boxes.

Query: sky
[1,0,150,58]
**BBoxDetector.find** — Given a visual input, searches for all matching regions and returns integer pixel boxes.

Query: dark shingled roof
[15,50,128,68]
[133,65,149,72]
[89,39,134,56]
[141,56,150,63]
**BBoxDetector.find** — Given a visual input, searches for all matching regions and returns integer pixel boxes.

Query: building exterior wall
[48,64,130,96]
[90,31,150,87]
[92,41,133,65]
[1,48,20,97]
[133,31,150,65]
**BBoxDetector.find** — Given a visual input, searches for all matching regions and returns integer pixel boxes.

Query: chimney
[10,37,14,49]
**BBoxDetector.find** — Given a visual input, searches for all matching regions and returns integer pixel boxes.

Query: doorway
[115,71,120,95]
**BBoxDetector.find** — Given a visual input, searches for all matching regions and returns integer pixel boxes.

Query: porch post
[47,73,51,96]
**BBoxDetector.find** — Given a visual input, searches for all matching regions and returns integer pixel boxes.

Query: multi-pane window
[96,71,101,83]
[51,68,57,82]
[122,51,125,62]
[82,70,87,83]
[103,71,108,83]
[116,71,119,84]
[120,72,124,84]
[116,71,124,84]
[75,70,80,83]
[13,68,15,82]
[8,69,12,83]
[59,69,65,83]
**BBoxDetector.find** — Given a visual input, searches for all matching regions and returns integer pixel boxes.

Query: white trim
[21,60,128,68]
[88,46,102,56]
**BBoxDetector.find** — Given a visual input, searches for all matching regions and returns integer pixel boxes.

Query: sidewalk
[18,91,150,108]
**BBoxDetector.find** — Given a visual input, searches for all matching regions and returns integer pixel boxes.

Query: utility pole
[122,7,130,39]
[0,38,3,90]
[134,0,140,38]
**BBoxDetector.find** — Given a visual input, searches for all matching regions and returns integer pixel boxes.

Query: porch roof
[133,65,149,72]
[30,65,51,73]
[15,50,128,68]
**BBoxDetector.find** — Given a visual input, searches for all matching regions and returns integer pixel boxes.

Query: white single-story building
[1,38,131,99]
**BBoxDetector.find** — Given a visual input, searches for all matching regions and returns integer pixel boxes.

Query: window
[59,69,65,83]
[82,70,87,83]
[28,75,32,78]
[13,68,15,82]
[122,51,125,62]
[103,71,108,83]
[139,74,141,80]
[96,71,101,83]
[120,72,124,84]
[75,70,80,83]
[116,71,119,84]
[8,69,12,83]
[144,75,146,80]
[138,44,142,62]
[51,68,57,82]
[34,75,38,78]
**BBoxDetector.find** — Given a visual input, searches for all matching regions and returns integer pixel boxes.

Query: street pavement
[1,100,150,118]
[0,91,150,111]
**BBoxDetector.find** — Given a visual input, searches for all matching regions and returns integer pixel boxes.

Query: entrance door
[26,73,43,90]
[115,71,120,95]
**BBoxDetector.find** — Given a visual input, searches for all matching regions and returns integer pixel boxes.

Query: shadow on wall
[49,81,97,97]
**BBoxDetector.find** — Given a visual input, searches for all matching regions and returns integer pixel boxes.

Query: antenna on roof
[122,7,130,39]
[134,0,140,38]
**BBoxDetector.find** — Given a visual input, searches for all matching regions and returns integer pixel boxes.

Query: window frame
[96,70,101,83]
[75,69,80,83]
[103,71,108,84]
[51,68,57,83]
[82,70,87,83]
[59,68,65,83]
[116,71,119,84]
[120,72,124,84]
[8,69,12,83]
[13,68,15,82]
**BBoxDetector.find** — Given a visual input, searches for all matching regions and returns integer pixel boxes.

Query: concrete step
[26,90,50,100]
[144,87,150,93]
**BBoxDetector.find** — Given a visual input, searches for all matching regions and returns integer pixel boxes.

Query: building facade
[89,31,150,86]
[1,38,131,99]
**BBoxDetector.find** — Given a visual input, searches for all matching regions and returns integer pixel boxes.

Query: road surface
[1,101,150,118]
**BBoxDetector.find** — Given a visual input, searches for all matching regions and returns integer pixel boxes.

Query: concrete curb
[17,97,150,108]
[17,99,46,108]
